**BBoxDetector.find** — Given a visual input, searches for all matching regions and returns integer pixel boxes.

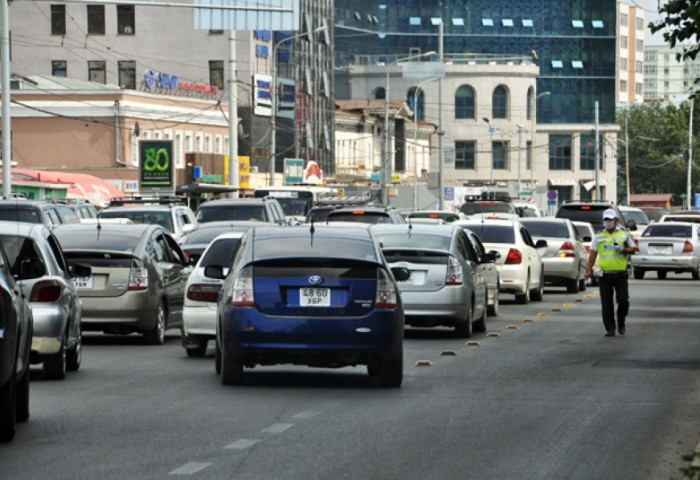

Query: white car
[181,231,246,356]
[454,219,545,304]
[631,222,700,280]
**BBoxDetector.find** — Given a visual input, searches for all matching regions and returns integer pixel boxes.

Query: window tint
[461,225,515,244]
[643,224,691,237]
[374,232,452,250]
[521,221,570,238]
[200,238,242,267]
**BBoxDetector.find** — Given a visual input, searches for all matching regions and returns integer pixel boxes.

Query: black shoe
[618,326,625,335]
[605,331,615,337]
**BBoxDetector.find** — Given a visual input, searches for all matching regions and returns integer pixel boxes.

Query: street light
[516,123,527,198]
[382,50,436,205]
[270,25,327,186]
[411,78,439,211]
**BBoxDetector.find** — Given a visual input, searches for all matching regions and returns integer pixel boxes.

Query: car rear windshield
[460,202,515,215]
[100,210,174,232]
[184,227,233,245]
[57,230,141,252]
[326,212,391,224]
[642,224,692,237]
[199,238,241,267]
[253,235,377,261]
[460,225,514,244]
[197,205,267,223]
[382,250,449,265]
[521,221,569,238]
[0,208,42,223]
[374,233,452,250]
[63,251,134,267]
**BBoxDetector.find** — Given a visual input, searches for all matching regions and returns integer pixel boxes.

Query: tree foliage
[650,0,700,62]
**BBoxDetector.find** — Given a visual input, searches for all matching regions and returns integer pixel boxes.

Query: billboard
[139,140,175,194]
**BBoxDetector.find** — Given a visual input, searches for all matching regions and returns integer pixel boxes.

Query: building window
[635,82,643,95]
[549,134,571,170]
[636,17,644,30]
[407,87,425,121]
[209,60,224,89]
[572,61,583,69]
[51,5,66,35]
[118,60,136,89]
[526,88,534,120]
[522,19,534,27]
[502,19,514,27]
[636,60,643,73]
[410,17,421,26]
[52,60,67,77]
[620,80,628,92]
[255,45,269,57]
[482,18,493,26]
[620,58,628,70]
[87,5,105,35]
[455,85,475,119]
[526,140,532,170]
[117,5,135,34]
[374,87,386,99]
[571,20,584,28]
[580,134,597,170]
[88,61,106,84]
[592,20,604,28]
[620,36,628,49]
[552,60,563,69]
[492,141,508,170]
[492,86,508,119]
[620,13,628,27]
[636,39,644,50]
[455,141,475,170]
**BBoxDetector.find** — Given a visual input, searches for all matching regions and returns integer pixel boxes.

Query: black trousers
[598,271,629,333]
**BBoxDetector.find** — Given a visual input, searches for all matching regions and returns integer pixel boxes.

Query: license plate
[300,287,330,307]
[74,276,93,289]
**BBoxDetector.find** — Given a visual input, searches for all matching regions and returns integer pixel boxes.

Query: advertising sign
[284,158,304,184]
[139,140,174,194]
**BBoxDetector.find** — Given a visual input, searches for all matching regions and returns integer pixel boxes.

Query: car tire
[473,293,488,333]
[144,302,166,345]
[516,275,530,304]
[186,339,208,358]
[66,329,82,372]
[0,360,17,442]
[215,340,222,375]
[657,270,667,280]
[578,268,587,291]
[566,274,579,293]
[376,349,403,388]
[221,347,244,386]
[16,364,30,423]
[693,269,700,280]
[454,304,473,338]
[43,336,66,380]
[530,270,544,302]
[487,283,499,317]
[633,268,645,280]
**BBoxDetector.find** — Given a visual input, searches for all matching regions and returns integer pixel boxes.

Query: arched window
[407,87,425,121]
[374,87,386,100]
[526,87,535,120]
[455,85,475,119]
[492,85,508,119]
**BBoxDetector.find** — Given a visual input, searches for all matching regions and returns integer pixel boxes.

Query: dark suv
[0,199,73,226]
[195,197,287,226]
[555,201,636,233]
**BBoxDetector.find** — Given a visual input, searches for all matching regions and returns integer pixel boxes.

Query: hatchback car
[195,197,287,226]
[0,199,70,226]
[0,222,90,379]
[181,231,246,357]
[98,197,197,242]
[631,222,700,280]
[0,240,32,442]
[54,223,192,344]
[207,225,407,386]
[372,223,489,337]
[455,219,545,304]
[520,218,588,293]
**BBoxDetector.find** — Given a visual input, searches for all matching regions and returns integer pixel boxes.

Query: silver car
[0,221,90,380]
[631,222,700,280]
[371,223,489,338]
[520,218,588,293]
[54,223,192,344]
[462,227,501,317]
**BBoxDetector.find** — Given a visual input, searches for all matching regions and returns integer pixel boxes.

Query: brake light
[375,269,398,308]
[231,266,254,307]
[445,255,464,285]
[557,241,577,258]
[505,248,522,265]
[128,258,148,291]
[351,210,366,215]
[187,284,221,302]
[30,280,62,302]
[683,240,693,253]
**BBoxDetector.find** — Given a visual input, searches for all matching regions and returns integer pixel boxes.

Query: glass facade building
[334,0,617,124]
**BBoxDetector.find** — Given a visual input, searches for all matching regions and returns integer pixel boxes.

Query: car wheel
[454,304,473,338]
[376,349,403,388]
[657,270,667,280]
[214,340,222,375]
[144,301,166,345]
[566,273,579,293]
[221,347,244,386]
[633,268,645,280]
[693,269,700,280]
[0,361,17,442]
[186,338,208,358]
[43,336,66,380]
[487,283,499,317]
[515,275,530,304]
[530,270,544,302]
[473,293,488,333]
[66,329,82,372]
[578,269,587,291]
[15,364,30,423]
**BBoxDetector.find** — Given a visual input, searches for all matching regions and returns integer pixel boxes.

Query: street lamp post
[516,124,526,198]
[270,26,327,186]
[412,78,439,211]
[382,50,436,205]
[529,91,550,195]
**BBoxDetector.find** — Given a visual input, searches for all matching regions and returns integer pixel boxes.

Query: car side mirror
[204,265,226,280]
[390,266,411,282]
[181,223,194,235]
[69,263,92,278]
[483,250,500,263]
[582,235,592,242]
[627,219,637,231]
[17,258,46,280]
[535,239,548,249]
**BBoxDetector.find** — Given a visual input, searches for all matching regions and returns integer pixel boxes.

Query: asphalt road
[1,274,699,480]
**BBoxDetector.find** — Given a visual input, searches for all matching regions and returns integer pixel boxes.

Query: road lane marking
[262,423,294,433]
[169,462,211,475]
[293,411,320,419]
[224,439,261,449]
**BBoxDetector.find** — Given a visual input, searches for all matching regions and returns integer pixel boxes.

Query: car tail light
[30,280,62,302]
[557,241,577,258]
[231,266,254,307]
[683,240,693,253]
[187,284,221,302]
[128,258,148,291]
[505,248,522,265]
[445,255,464,285]
[375,269,398,308]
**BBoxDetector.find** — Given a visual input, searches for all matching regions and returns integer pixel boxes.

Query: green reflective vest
[596,229,629,271]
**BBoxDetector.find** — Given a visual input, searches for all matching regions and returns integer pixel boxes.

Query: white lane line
[262,423,294,433]
[223,439,261,450]
[292,411,320,419]
[169,462,211,475]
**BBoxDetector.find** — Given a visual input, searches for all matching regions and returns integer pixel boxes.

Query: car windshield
[253,235,377,261]
[460,225,515,244]
[521,221,569,238]
[622,210,649,225]
[374,232,452,250]
[641,208,668,222]
[100,210,174,232]
[642,224,692,237]
[197,205,267,223]
[199,237,241,267]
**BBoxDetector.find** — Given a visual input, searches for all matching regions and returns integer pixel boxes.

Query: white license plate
[74,276,93,289]
[300,287,330,307]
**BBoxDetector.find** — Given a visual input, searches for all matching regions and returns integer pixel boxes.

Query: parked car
[54,223,192,344]
[630,222,700,280]
[206,225,408,386]
[455,219,545,304]
[0,199,71,226]
[0,222,90,379]
[195,197,287,226]
[463,227,501,317]
[181,231,246,357]
[98,196,197,241]
[326,205,406,224]
[179,220,263,264]
[0,240,32,442]
[520,218,588,293]
[372,223,490,337]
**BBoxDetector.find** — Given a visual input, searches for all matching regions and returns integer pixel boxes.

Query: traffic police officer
[585,208,637,336]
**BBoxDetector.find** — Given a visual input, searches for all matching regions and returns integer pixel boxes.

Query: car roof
[198,198,270,206]
[453,219,520,227]
[0,219,49,237]
[371,223,457,236]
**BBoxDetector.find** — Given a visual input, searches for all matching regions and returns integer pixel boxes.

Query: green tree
[650,0,700,62]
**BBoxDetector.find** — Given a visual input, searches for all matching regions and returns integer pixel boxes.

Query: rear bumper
[631,255,698,271]
[542,257,580,280]
[182,303,216,338]
[400,287,469,325]
[80,294,157,332]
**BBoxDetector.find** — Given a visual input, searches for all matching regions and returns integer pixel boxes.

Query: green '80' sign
[139,140,174,192]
